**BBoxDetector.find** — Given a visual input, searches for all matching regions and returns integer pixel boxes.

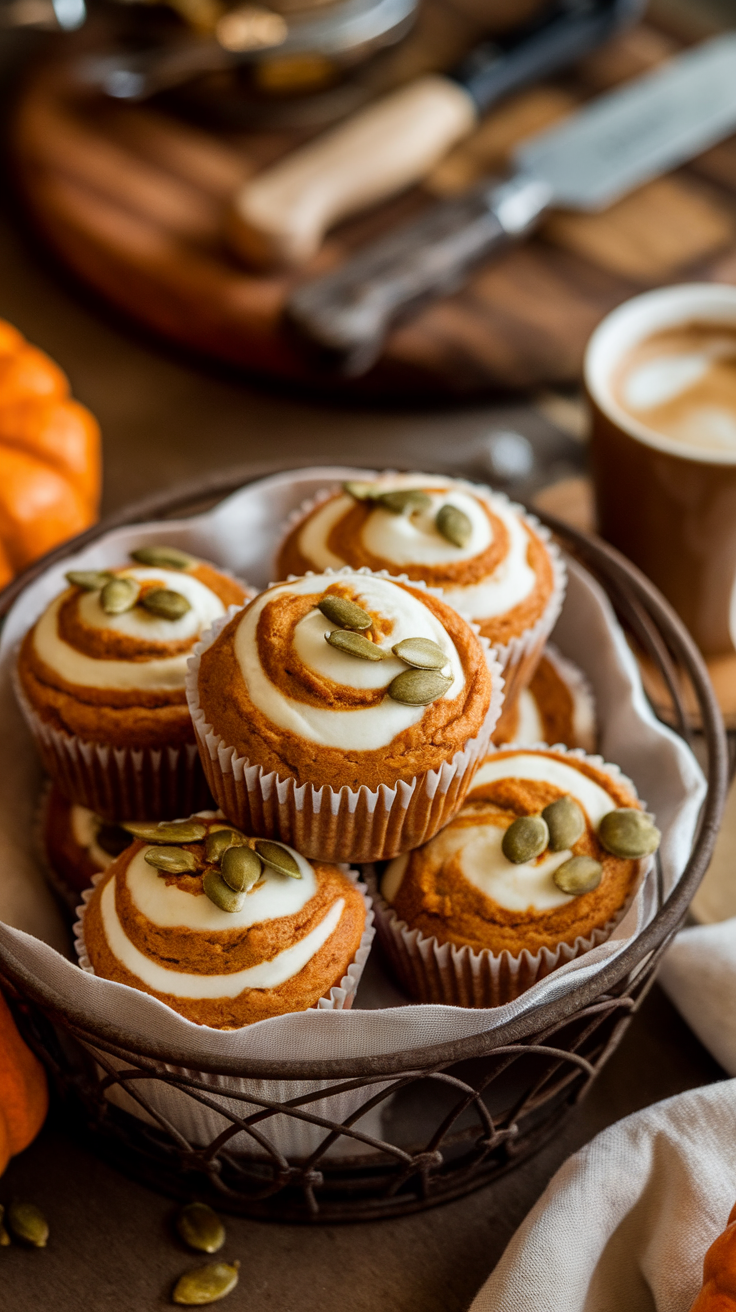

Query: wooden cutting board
[10,13,736,398]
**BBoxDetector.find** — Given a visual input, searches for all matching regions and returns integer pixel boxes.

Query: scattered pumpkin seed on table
[553,855,602,895]
[66,569,114,591]
[124,820,207,844]
[7,1201,49,1248]
[387,668,452,706]
[203,869,246,913]
[391,636,447,670]
[101,576,140,615]
[542,796,585,852]
[131,545,196,570]
[145,847,199,875]
[140,588,191,620]
[204,828,247,864]
[220,845,262,893]
[598,809,661,859]
[175,1203,225,1255]
[326,630,387,661]
[318,595,371,630]
[172,1260,240,1305]
[436,504,472,548]
[502,815,549,864]
[0,1205,10,1247]
[254,840,301,879]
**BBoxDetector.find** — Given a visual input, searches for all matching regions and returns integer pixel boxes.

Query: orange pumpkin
[0,319,101,588]
[690,1200,736,1310]
[0,990,48,1175]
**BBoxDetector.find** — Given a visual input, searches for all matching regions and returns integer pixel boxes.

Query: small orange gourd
[690,1200,736,1311]
[0,990,48,1176]
[0,319,101,588]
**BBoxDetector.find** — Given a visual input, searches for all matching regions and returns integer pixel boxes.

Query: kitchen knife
[285,32,736,376]
[229,0,642,268]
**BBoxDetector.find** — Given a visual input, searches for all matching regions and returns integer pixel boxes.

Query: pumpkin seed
[436,503,472,548]
[0,1205,10,1247]
[123,820,207,844]
[325,630,387,661]
[254,840,302,879]
[173,1261,240,1305]
[130,545,196,571]
[204,828,247,864]
[221,845,262,893]
[387,668,452,706]
[175,1203,225,1255]
[203,869,246,913]
[145,846,199,875]
[598,808,661,859]
[391,636,447,670]
[318,595,372,630]
[100,576,140,615]
[65,569,114,591]
[7,1201,49,1248]
[343,480,380,501]
[502,815,549,864]
[553,855,603,896]
[139,588,191,620]
[542,796,585,852]
[376,488,431,515]
[96,823,132,858]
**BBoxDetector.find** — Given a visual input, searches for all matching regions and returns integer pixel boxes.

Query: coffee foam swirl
[33,567,226,692]
[234,571,466,751]
[293,475,536,620]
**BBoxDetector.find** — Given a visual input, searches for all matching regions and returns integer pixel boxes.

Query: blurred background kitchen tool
[229,0,643,267]
[286,31,736,374]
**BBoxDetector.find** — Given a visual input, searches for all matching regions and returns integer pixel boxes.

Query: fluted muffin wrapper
[13,666,214,822]
[276,479,565,729]
[368,746,651,1007]
[492,642,598,753]
[185,572,505,863]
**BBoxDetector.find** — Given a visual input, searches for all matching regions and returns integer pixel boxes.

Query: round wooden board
[10,15,736,397]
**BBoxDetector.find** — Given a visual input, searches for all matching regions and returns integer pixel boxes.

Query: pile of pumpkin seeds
[344,480,473,548]
[172,1202,239,1305]
[122,819,301,915]
[66,545,200,622]
[317,593,453,708]
[500,794,661,897]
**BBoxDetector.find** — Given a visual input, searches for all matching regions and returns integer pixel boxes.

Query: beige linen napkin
[470,1079,736,1312]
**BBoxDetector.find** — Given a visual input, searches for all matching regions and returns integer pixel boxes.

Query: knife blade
[285,32,736,376]
[229,0,642,268]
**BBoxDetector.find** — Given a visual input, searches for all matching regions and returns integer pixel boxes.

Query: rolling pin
[228,0,642,269]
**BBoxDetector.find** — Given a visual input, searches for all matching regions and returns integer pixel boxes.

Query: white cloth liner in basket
[0,467,706,1160]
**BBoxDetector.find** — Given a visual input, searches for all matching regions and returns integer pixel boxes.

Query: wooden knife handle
[285,173,552,374]
[227,75,476,269]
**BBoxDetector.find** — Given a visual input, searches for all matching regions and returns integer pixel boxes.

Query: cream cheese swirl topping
[234,571,465,751]
[383,753,622,913]
[296,475,536,620]
[34,567,226,692]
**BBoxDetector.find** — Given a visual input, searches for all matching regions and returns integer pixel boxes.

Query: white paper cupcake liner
[13,666,213,822]
[186,568,505,863]
[276,476,565,732]
[544,643,598,754]
[369,745,651,1008]
[73,867,380,1159]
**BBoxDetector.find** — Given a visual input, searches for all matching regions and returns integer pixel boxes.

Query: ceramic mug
[585,283,736,656]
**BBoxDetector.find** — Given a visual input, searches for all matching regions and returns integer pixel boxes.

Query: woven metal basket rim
[0,463,726,1081]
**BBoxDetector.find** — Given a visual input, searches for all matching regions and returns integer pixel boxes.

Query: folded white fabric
[469,1078,736,1312]
[659,920,736,1075]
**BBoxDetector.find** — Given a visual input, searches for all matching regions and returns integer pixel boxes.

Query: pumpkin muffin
[41,784,132,909]
[492,646,596,751]
[276,473,565,710]
[375,746,657,1006]
[187,567,502,862]
[76,815,372,1028]
[15,544,250,820]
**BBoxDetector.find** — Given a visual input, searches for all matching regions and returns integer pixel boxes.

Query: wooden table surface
[0,17,728,1310]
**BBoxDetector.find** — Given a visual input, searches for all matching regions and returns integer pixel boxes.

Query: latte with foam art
[612,321,736,453]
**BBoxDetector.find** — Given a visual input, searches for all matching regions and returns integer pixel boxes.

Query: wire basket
[0,465,727,1223]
